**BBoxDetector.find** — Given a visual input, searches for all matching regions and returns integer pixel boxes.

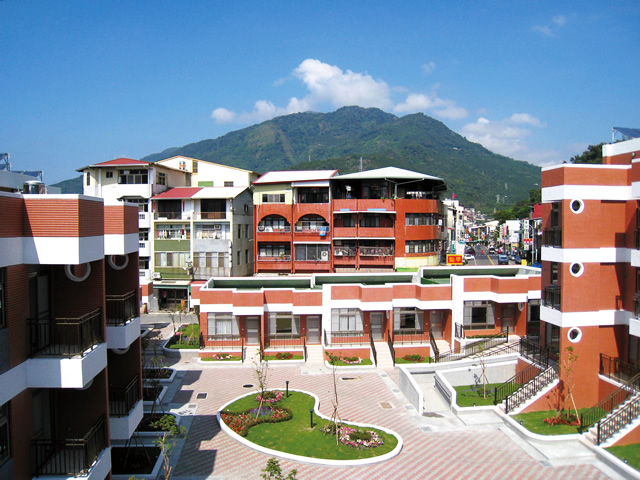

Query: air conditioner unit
[257,225,265,232]
[334,250,343,256]
[214,224,222,230]
[152,272,162,280]
[264,227,273,232]
[321,251,329,260]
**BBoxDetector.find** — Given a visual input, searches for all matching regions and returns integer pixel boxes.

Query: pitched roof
[253,170,338,185]
[152,187,203,199]
[76,158,152,171]
[334,166,442,181]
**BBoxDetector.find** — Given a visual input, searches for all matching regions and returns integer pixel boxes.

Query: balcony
[359,246,394,257]
[106,291,140,350]
[205,333,243,349]
[329,330,369,345]
[138,211,151,229]
[543,285,561,310]
[542,228,562,247]
[267,333,304,348]
[154,211,184,220]
[393,329,429,344]
[358,226,394,238]
[109,376,143,440]
[29,309,103,357]
[32,416,110,478]
[197,211,227,220]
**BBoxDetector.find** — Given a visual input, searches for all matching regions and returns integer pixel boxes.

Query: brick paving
[165,364,612,480]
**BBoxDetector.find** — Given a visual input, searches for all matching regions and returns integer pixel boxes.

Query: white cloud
[461,114,549,163]
[532,14,567,37]
[421,61,436,74]
[211,58,467,125]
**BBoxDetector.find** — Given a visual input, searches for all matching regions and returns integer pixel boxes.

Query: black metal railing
[634,295,640,319]
[520,337,551,367]
[636,229,640,250]
[542,228,562,247]
[267,332,303,346]
[600,354,640,384]
[505,365,558,413]
[581,373,640,431]
[29,309,103,357]
[429,326,440,362]
[369,326,378,367]
[543,285,561,310]
[387,334,396,367]
[323,329,328,347]
[106,290,137,325]
[241,337,245,363]
[109,375,141,417]
[455,323,465,339]
[207,333,242,347]
[597,393,640,445]
[303,336,308,362]
[436,328,509,363]
[32,416,107,477]
[494,363,542,405]
[392,328,429,344]
[330,330,369,344]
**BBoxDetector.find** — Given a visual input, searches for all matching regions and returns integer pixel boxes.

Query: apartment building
[253,167,447,274]
[78,156,258,311]
[539,130,640,445]
[0,172,142,478]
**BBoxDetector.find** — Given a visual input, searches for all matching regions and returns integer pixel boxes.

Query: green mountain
[52,175,83,194]
[140,106,541,211]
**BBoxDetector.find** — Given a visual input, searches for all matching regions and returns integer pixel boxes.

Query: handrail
[323,329,328,347]
[543,284,561,310]
[494,363,542,405]
[109,375,141,417]
[436,328,509,363]
[519,337,551,367]
[597,392,640,445]
[455,323,465,339]
[581,372,640,431]
[106,290,138,325]
[29,308,103,357]
[429,326,439,362]
[392,328,429,344]
[600,353,640,384]
[505,365,558,413]
[303,336,308,362]
[241,337,245,363]
[369,326,378,367]
[387,334,396,367]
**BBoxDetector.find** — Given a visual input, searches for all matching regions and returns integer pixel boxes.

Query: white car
[463,253,475,261]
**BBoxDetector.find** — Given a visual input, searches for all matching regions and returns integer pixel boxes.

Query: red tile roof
[152,187,203,199]
[95,158,150,166]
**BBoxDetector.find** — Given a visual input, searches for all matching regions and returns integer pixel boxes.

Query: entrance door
[306,316,320,344]
[430,311,444,339]
[246,317,260,345]
[370,312,384,341]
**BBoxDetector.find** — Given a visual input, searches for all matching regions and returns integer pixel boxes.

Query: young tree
[150,414,187,480]
[324,352,344,444]
[556,345,580,424]
[253,352,269,419]
[261,458,297,480]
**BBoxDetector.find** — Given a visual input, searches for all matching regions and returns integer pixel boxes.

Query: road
[464,245,521,266]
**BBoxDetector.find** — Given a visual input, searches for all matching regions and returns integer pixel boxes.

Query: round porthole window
[570,262,584,277]
[518,302,525,311]
[567,327,582,343]
[108,254,129,271]
[65,263,91,282]
[570,199,584,214]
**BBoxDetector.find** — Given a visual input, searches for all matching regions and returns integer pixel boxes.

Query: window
[393,308,424,332]
[297,187,329,204]
[527,300,541,338]
[196,225,226,239]
[139,257,149,270]
[463,301,495,330]
[258,215,289,231]
[331,308,363,332]
[85,172,90,186]
[0,269,4,329]
[269,312,300,336]
[118,169,148,184]
[224,181,234,187]
[0,402,10,466]
[207,313,238,336]
[360,215,380,227]
[139,229,149,241]
[192,160,198,173]
[156,225,190,239]
[550,202,560,228]
[237,251,241,265]
[262,193,285,203]
[154,252,190,268]
[245,249,249,264]
[258,244,290,258]
[237,224,242,239]
[550,262,559,285]
[106,171,113,179]
[157,172,166,186]
[405,240,437,253]
[245,224,250,239]
[405,213,439,226]
[244,204,249,213]
[295,215,328,232]
[295,244,330,261]
[337,214,356,228]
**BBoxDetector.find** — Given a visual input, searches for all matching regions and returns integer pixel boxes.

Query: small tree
[325,352,344,444]
[261,458,297,480]
[150,414,187,480]
[253,352,269,419]
[556,345,580,424]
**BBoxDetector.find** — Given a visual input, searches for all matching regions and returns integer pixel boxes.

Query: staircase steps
[373,341,394,368]
[305,344,325,365]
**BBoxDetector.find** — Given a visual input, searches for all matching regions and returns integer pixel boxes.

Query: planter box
[136,413,181,438]
[143,385,168,410]
[111,445,163,480]
[143,367,177,384]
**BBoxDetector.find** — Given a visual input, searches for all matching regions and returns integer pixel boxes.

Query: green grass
[511,409,590,435]
[605,443,640,470]
[201,355,242,361]
[169,324,200,349]
[454,383,504,407]
[222,391,398,460]
[326,358,373,366]
[264,354,304,361]
[395,356,433,364]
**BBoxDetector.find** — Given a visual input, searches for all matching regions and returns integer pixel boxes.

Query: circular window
[518,302,525,311]
[567,327,582,343]
[108,254,129,271]
[570,199,584,214]
[570,262,584,277]
[65,263,91,282]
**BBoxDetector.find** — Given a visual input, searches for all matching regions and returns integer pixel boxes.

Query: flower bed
[256,390,284,403]
[220,405,292,437]
[263,352,304,361]
[337,426,385,449]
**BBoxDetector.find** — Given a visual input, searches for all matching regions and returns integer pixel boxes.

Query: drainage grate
[243,384,254,388]
[340,377,359,381]
[379,402,393,409]
[188,404,197,409]
[196,393,207,399]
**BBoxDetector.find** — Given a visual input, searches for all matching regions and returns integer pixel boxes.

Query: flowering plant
[543,413,580,426]
[403,354,424,363]
[337,426,384,449]
[220,405,292,436]
[275,352,293,360]
[256,390,284,403]
[342,356,362,365]
[213,353,234,360]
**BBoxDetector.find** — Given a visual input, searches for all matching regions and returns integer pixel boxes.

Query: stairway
[587,391,640,446]
[305,344,325,365]
[244,345,261,363]
[373,342,395,368]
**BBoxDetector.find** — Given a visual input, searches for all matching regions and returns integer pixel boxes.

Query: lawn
[168,324,200,349]
[221,390,398,460]
[325,358,374,367]
[511,409,590,435]
[454,383,504,407]
[606,443,640,471]
[264,354,305,361]
[201,354,242,361]
[395,356,433,365]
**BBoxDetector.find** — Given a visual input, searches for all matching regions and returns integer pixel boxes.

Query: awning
[153,280,192,289]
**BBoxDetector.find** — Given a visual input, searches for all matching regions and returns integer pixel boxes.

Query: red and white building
[538,131,640,445]
[252,167,448,274]
[0,174,142,478]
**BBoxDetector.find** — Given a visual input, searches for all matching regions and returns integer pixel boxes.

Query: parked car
[498,254,509,265]
[489,247,496,254]
[463,253,475,261]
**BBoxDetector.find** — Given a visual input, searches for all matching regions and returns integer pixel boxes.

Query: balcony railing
[330,330,369,345]
[542,228,562,247]
[543,285,561,310]
[597,393,640,445]
[199,211,227,220]
[267,333,303,347]
[257,255,291,262]
[257,225,291,232]
[359,246,394,257]
[29,309,103,357]
[393,329,429,344]
[581,373,640,432]
[32,416,107,477]
[155,212,183,220]
[109,375,141,417]
[334,247,357,257]
[504,365,558,413]
[106,290,137,326]
[600,354,640,384]
[206,333,243,348]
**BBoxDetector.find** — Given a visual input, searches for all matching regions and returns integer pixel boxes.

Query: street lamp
[309,409,314,428]
[285,380,289,398]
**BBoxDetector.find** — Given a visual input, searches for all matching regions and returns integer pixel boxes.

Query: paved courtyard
[142,316,625,480]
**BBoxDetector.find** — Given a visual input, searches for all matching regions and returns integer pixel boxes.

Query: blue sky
[2,1,639,184]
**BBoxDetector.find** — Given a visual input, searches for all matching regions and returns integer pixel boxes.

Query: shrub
[402,354,424,363]
[220,406,293,437]
[276,352,293,360]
